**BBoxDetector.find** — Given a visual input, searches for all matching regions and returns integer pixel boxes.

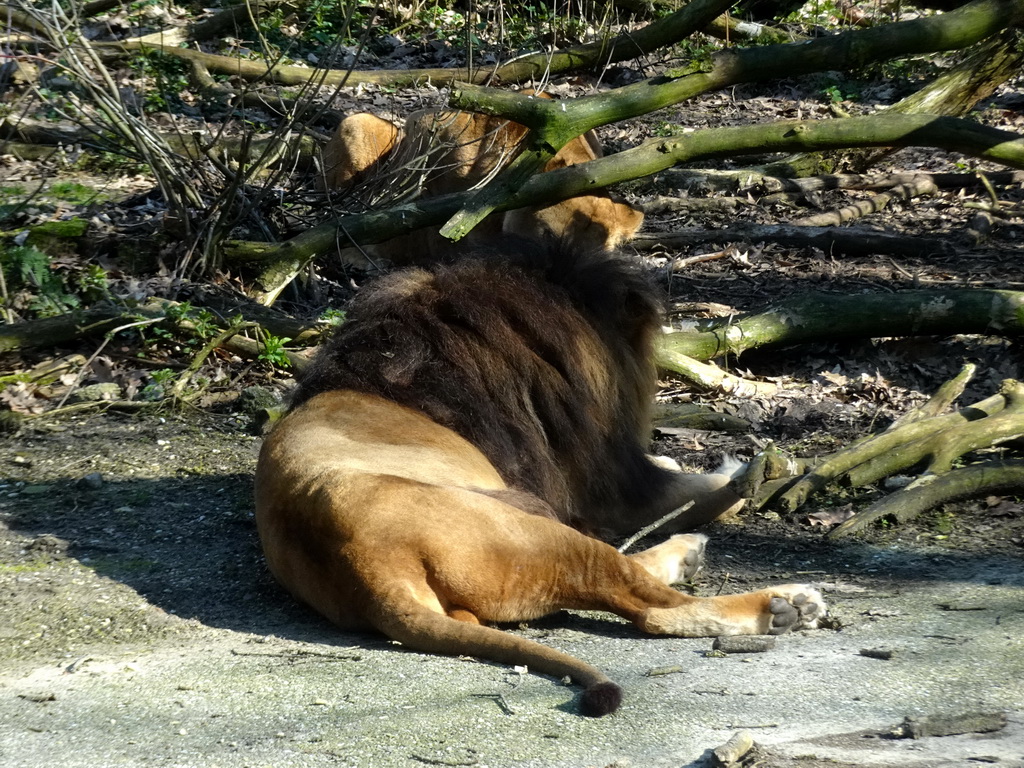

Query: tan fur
[256,397,823,716]
[321,91,643,261]
[256,391,825,715]
[322,112,404,190]
[255,251,826,716]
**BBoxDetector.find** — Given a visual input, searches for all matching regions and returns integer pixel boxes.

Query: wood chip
[645,664,685,677]
[712,636,776,654]
[936,600,987,611]
[712,730,755,766]
[894,712,1007,739]
[18,692,56,703]
[859,647,896,660]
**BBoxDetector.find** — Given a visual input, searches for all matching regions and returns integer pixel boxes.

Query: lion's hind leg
[637,584,827,638]
[624,536,825,635]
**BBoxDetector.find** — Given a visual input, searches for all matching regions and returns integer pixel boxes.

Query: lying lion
[254,240,825,716]
[321,90,643,261]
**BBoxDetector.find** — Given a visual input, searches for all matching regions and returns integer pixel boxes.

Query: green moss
[84,555,161,574]
[27,217,90,239]
[0,558,50,574]
[48,181,105,205]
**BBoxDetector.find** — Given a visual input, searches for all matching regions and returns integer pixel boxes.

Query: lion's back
[293,242,668,526]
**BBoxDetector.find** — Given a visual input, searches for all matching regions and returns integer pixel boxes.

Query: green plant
[782,0,844,27]
[128,50,189,112]
[165,301,218,340]
[931,509,956,535]
[319,308,347,326]
[140,368,177,401]
[76,264,109,302]
[653,121,687,138]
[822,82,859,104]
[416,4,467,43]
[0,244,80,317]
[36,86,68,120]
[258,333,292,368]
[78,151,149,176]
[49,181,102,205]
[255,2,372,58]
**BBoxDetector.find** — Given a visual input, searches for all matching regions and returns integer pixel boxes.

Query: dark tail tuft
[580,681,623,716]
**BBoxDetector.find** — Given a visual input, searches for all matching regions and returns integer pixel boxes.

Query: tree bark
[828,459,1024,537]
[764,28,1024,177]
[659,289,1024,362]
[631,224,955,258]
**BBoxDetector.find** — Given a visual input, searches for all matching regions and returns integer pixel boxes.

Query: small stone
[69,383,122,403]
[77,472,104,490]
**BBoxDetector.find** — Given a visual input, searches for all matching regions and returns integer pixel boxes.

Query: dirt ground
[1,70,1023,766]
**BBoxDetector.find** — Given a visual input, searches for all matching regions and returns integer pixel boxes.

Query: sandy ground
[0,411,1022,768]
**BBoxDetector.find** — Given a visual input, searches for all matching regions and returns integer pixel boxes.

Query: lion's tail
[373,606,623,716]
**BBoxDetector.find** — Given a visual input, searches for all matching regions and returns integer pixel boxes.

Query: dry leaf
[984,497,1022,517]
[805,504,856,527]
[1,382,46,414]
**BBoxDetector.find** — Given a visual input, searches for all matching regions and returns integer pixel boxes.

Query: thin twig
[172,321,258,400]
[55,317,164,409]
[617,501,694,553]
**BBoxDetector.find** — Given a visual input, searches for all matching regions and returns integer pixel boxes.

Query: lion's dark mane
[292,241,678,533]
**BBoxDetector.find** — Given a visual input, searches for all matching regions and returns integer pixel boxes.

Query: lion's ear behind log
[321,112,403,190]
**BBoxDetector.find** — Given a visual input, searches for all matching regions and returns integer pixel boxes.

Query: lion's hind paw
[632,533,708,585]
[767,586,826,635]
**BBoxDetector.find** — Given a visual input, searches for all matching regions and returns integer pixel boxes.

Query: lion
[320,91,644,262]
[254,241,825,716]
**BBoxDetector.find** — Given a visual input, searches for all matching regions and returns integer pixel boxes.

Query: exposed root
[829,459,1024,538]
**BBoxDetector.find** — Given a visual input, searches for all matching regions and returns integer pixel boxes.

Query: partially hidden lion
[320,91,644,262]
[254,241,826,717]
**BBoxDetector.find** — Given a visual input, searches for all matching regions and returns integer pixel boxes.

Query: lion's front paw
[766,585,826,634]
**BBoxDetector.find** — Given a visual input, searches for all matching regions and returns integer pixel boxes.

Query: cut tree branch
[631,224,955,258]
[88,0,734,89]
[656,168,1024,196]
[789,176,938,227]
[655,347,779,397]
[774,383,1017,513]
[658,289,1024,362]
[828,459,1024,537]
[765,27,1024,177]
